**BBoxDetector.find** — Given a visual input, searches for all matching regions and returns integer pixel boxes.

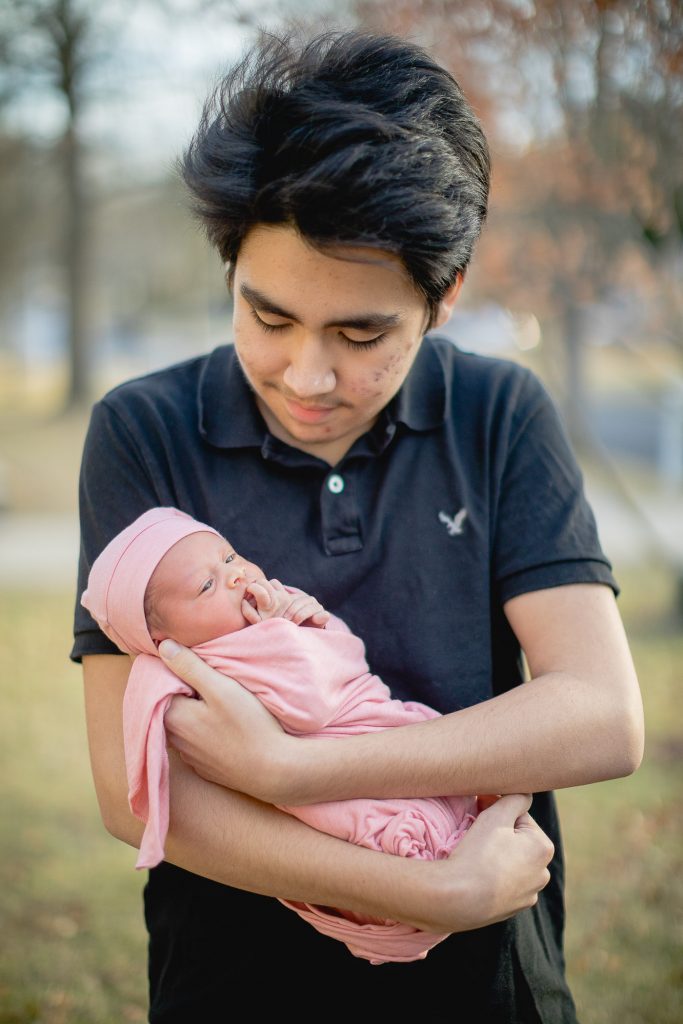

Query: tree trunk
[562,301,587,444]
[63,114,88,409]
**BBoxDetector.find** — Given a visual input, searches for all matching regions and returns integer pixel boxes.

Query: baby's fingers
[246,580,276,612]
[310,610,331,628]
[291,598,329,625]
[241,597,262,625]
[280,595,318,623]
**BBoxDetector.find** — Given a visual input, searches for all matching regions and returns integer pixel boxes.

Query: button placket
[320,468,362,555]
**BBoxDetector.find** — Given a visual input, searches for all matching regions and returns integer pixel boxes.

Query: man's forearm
[109,751,442,929]
[160,584,644,808]
[280,667,643,805]
[110,753,556,936]
[168,759,434,925]
[262,585,644,806]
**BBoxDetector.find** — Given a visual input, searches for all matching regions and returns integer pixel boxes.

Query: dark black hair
[181,29,490,327]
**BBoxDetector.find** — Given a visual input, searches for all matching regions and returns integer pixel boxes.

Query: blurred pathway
[0,514,79,591]
[0,484,681,591]
[584,481,683,573]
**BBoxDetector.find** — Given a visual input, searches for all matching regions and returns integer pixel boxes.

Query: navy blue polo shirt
[72,334,616,1023]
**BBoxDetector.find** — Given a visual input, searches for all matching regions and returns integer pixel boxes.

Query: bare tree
[0,0,106,407]
[355,0,683,436]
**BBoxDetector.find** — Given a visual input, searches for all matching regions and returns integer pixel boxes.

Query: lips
[283,397,338,424]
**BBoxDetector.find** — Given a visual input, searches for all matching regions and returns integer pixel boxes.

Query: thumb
[477,793,533,826]
[158,639,216,697]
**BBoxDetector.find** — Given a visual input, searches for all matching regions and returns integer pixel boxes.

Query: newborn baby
[82,507,477,964]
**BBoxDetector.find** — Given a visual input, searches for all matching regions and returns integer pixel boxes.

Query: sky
[2,0,592,181]
[2,1,273,179]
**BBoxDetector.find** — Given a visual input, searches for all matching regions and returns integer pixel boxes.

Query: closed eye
[342,334,385,351]
[249,307,385,350]
[250,308,288,334]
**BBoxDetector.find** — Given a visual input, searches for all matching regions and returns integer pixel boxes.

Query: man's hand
[161,640,294,798]
[242,578,330,628]
[414,793,555,933]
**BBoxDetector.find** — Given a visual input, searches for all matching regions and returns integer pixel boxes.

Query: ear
[432,274,464,330]
[147,621,167,643]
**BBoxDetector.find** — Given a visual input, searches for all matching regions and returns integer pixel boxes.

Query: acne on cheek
[348,380,384,397]
[351,346,413,393]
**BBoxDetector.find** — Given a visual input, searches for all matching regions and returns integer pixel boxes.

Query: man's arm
[83,654,554,933]
[163,583,644,805]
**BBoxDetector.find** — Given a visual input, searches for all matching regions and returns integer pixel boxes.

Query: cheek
[234,336,261,374]
[347,342,417,397]
[233,320,278,376]
[203,596,237,635]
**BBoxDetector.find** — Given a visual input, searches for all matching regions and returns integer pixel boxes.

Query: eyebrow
[183,542,233,596]
[239,283,403,332]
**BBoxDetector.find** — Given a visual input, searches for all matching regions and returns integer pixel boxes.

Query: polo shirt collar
[198,344,266,449]
[197,336,447,451]
[389,332,447,431]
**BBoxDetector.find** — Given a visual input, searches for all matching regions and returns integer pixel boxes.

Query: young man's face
[146,532,266,647]
[231,224,460,466]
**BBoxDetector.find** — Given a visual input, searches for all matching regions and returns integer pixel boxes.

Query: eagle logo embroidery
[438,508,468,536]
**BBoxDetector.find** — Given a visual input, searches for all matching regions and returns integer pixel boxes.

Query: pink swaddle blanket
[82,507,477,964]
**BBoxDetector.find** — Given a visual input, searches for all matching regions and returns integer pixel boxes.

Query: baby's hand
[242,579,330,628]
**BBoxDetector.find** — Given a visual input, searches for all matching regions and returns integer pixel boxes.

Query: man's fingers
[476,795,554,863]
[513,810,555,864]
[164,690,200,738]
[478,792,533,824]
[158,640,219,697]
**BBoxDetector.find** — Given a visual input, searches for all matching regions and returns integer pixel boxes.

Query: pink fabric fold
[122,656,193,869]
[82,507,477,965]
[123,617,477,963]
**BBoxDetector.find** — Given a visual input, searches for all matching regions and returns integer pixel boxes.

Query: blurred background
[0,1,681,1021]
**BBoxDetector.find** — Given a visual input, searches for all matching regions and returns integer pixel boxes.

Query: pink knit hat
[81,507,220,657]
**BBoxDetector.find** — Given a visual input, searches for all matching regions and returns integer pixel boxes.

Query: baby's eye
[225,553,235,564]
[200,578,214,594]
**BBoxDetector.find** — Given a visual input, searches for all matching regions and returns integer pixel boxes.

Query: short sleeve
[492,370,618,605]
[71,399,162,662]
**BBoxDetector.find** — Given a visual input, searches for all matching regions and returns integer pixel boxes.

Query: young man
[73,30,643,1022]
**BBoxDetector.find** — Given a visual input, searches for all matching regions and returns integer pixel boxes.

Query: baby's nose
[226,565,247,588]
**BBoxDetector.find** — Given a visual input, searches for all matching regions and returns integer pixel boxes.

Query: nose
[283,337,336,398]
[226,564,247,588]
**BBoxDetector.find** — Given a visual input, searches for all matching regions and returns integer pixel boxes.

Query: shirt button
[327,474,345,494]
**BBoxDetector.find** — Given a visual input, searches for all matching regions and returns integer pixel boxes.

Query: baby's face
[146,531,266,647]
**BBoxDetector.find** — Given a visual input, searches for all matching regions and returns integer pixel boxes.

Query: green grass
[0,592,147,1024]
[0,566,681,1022]
[559,563,683,1023]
